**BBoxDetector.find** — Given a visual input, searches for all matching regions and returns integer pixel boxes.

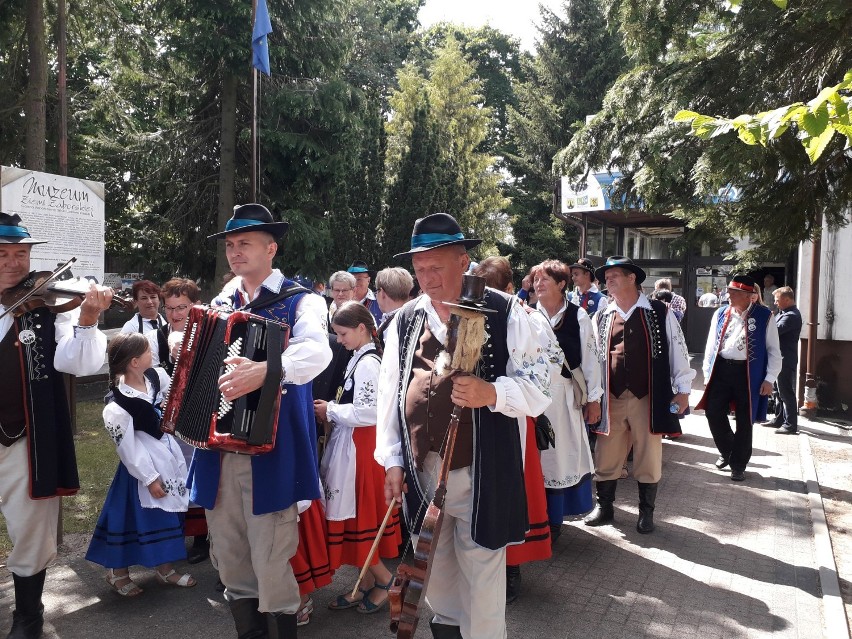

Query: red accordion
[161,306,289,455]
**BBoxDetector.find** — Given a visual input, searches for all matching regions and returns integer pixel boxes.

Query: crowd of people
[0,206,799,639]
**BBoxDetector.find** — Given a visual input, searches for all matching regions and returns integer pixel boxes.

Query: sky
[418,0,565,52]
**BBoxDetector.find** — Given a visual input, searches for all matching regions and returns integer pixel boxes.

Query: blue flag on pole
[252,0,272,75]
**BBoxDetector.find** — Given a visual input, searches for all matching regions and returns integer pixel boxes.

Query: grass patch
[1,401,117,559]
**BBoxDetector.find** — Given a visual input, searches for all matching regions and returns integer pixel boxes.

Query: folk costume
[347,260,383,326]
[292,499,334,597]
[120,312,166,336]
[567,259,607,314]
[0,213,108,638]
[321,343,401,567]
[537,301,601,529]
[587,257,694,534]
[375,213,552,639]
[569,285,606,313]
[698,276,781,476]
[86,369,189,569]
[189,204,332,638]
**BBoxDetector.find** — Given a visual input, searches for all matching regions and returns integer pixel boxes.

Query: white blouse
[326,343,380,428]
[537,301,603,403]
[321,344,381,520]
[102,368,188,513]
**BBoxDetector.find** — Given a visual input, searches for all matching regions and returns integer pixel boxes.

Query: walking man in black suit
[771,287,803,435]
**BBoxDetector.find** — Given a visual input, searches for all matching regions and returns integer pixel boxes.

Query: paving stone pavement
[0,395,840,638]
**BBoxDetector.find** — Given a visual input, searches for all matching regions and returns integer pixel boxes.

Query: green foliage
[559,0,852,263]
[675,71,852,164]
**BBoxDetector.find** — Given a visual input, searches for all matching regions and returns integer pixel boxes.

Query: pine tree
[507,0,626,278]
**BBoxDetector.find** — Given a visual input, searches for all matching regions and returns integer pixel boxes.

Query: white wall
[797,213,852,342]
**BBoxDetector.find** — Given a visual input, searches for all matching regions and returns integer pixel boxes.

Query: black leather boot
[583,479,617,526]
[430,620,463,638]
[506,564,521,603]
[636,482,658,534]
[266,612,297,639]
[7,569,46,639]
[228,598,267,639]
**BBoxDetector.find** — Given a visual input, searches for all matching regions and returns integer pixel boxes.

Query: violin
[389,404,462,639]
[0,258,133,320]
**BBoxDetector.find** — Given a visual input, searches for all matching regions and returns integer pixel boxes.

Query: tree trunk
[25,0,47,171]
[215,71,239,286]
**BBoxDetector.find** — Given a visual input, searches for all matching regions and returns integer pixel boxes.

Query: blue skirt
[546,473,594,525]
[85,463,186,569]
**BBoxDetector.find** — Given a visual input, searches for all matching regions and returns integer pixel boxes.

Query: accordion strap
[249,320,284,446]
[243,283,308,312]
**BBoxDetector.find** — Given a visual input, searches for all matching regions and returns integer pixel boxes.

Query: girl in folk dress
[313,301,402,614]
[85,333,196,596]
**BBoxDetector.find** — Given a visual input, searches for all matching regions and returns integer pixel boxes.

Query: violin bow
[351,498,398,598]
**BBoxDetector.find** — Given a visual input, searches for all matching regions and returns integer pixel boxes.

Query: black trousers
[772,365,797,429]
[705,359,753,471]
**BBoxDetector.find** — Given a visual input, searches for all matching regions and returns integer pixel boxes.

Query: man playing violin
[375,213,552,639]
[0,212,112,639]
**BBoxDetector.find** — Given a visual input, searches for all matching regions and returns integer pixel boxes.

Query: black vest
[5,308,79,497]
[550,303,582,377]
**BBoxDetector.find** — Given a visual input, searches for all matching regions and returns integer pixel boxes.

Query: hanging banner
[0,166,105,282]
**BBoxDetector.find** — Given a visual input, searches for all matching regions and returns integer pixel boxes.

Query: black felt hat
[347,260,375,278]
[208,203,289,240]
[727,275,756,294]
[0,212,47,245]
[394,213,481,259]
[594,256,646,285]
[568,257,596,279]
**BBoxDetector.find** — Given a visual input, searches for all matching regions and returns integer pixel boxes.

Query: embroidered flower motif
[324,485,340,502]
[356,380,377,407]
[105,420,124,445]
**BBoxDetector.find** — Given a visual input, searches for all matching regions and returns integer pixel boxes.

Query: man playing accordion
[188,204,331,639]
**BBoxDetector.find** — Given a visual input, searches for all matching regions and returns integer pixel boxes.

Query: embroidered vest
[596,300,679,435]
[3,308,79,497]
[700,304,772,422]
[404,326,474,471]
[577,289,604,313]
[0,325,27,446]
[608,312,651,399]
[551,304,582,377]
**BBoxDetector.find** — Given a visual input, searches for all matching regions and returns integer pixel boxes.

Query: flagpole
[251,0,258,202]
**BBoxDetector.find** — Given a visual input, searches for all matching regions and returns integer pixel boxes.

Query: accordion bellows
[161,306,289,455]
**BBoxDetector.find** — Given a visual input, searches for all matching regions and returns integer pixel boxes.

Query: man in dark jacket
[771,287,803,435]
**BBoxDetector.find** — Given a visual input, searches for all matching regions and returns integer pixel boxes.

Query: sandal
[328,586,370,610]
[106,569,143,597]
[296,598,313,626]
[156,569,197,588]
[357,576,394,614]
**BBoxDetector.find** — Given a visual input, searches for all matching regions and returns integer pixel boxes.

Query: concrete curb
[799,432,850,639]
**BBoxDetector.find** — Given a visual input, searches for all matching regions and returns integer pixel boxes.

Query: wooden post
[251,0,258,202]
